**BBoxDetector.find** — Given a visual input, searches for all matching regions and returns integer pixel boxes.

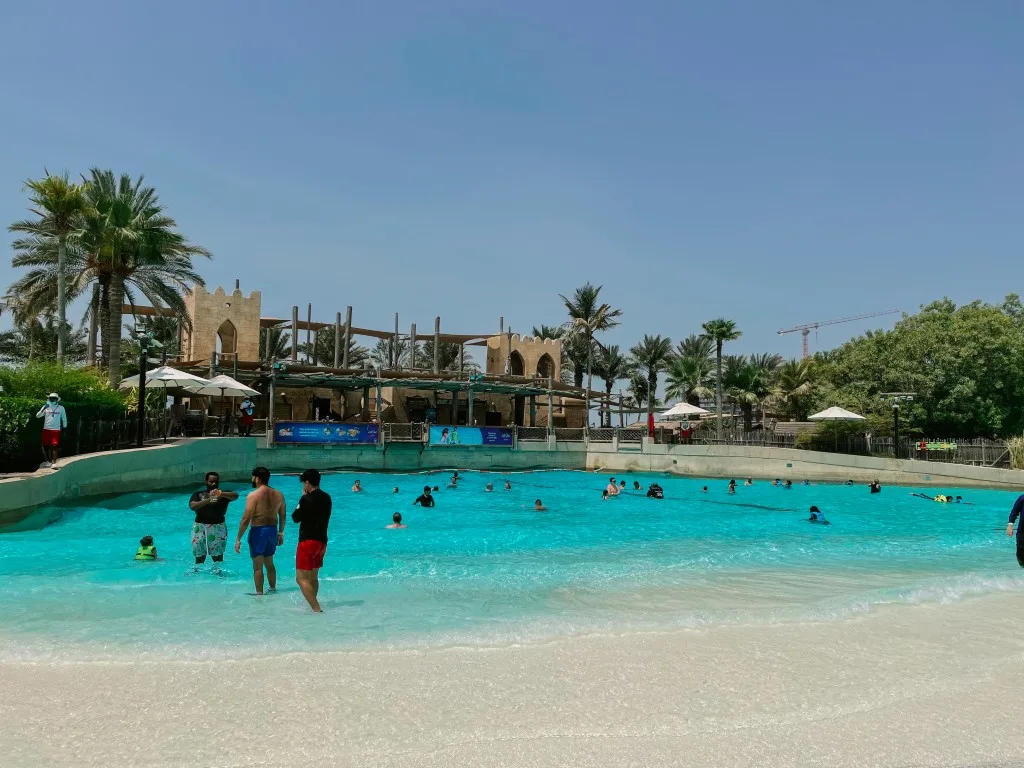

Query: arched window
[216,319,237,361]
[509,350,525,376]
[536,353,555,379]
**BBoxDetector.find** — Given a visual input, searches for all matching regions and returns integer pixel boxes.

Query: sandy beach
[2,592,1023,768]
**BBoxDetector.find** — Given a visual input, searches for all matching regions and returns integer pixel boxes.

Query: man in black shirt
[413,486,435,507]
[646,483,664,499]
[293,469,332,612]
[189,471,239,570]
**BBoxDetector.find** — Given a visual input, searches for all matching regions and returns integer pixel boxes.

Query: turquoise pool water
[0,470,1021,660]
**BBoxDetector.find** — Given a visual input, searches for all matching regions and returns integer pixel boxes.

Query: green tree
[8,172,89,364]
[594,344,629,426]
[295,326,368,368]
[260,326,292,364]
[0,315,87,365]
[701,318,742,439]
[421,339,477,372]
[774,358,815,420]
[665,354,714,407]
[674,333,713,362]
[629,334,673,429]
[559,283,622,415]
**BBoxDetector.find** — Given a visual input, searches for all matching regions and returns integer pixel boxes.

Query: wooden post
[333,312,342,368]
[499,316,504,336]
[452,389,459,426]
[547,377,554,431]
[530,395,536,427]
[342,306,353,368]
[375,381,383,423]
[467,385,474,425]
[265,324,273,362]
[361,386,370,421]
[618,389,624,427]
[306,303,312,363]
[433,317,440,373]
[459,344,465,372]
[410,322,417,369]
[267,375,276,445]
[393,312,400,369]
[291,306,298,363]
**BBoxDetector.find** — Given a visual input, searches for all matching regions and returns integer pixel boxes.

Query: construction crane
[778,310,901,358]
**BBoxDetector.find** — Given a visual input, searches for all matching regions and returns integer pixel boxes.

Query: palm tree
[629,334,673,430]
[627,372,658,415]
[7,170,210,385]
[260,326,292,364]
[421,340,477,372]
[370,338,408,370]
[665,354,714,407]
[559,283,623,417]
[8,172,88,364]
[675,333,713,362]
[701,318,742,439]
[774,358,815,420]
[0,314,87,365]
[294,325,368,367]
[594,344,629,427]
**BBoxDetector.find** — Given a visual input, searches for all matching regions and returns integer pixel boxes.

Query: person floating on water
[293,469,331,613]
[36,392,67,469]
[534,499,548,511]
[234,466,286,596]
[386,512,407,529]
[134,535,158,561]
[646,483,664,499]
[189,472,239,574]
[869,480,881,494]
[414,486,435,507]
[808,506,830,525]
[1007,493,1024,567]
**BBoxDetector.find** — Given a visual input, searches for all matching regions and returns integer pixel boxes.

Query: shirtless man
[234,466,286,595]
[606,477,620,496]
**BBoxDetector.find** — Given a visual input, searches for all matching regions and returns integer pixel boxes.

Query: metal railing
[554,428,586,442]
[587,428,615,443]
[516,426,549,442]
[618,428,646,444]
[383,422,424,442]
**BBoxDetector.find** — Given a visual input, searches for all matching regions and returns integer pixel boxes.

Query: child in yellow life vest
[134,535,158,561]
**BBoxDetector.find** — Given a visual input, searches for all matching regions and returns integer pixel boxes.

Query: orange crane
[778,310,901,358]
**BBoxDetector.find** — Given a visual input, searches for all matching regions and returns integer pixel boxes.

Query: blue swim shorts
[248,525,278,558]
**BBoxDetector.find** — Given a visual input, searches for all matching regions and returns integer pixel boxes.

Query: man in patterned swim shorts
[189,471,239,573]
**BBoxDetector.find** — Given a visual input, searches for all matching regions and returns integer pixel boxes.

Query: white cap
[48,392,59,399]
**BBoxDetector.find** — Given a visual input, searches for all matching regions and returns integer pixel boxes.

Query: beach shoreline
[3,592,1024,767]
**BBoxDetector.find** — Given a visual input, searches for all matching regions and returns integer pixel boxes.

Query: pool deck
[2,436,1022,519]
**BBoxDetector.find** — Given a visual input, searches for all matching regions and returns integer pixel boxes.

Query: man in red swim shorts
[36,392,68,468]
[292,468,332,612]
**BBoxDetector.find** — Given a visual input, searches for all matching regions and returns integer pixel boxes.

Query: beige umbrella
[119,366,211,392]
[809,406,866,449]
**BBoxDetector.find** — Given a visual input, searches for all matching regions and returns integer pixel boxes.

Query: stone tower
[181,285,262,363]
[485,333,561,381]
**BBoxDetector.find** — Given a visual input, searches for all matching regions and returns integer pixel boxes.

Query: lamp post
[134,327,154,448]
[880,393,915,459]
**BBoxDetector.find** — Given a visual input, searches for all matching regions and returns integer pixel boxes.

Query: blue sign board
[274,422,379,445]
[429,425,513,447]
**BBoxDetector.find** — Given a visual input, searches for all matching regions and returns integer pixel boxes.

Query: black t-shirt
[293,488,332,543]
[190,489,230,525]
[646,486,664,499]
[414,494,435,507]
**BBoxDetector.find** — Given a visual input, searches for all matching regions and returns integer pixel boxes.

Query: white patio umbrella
[660,402,710,418]
[809,406,866,449]
[118,366,212,392]
[189,374,259,398]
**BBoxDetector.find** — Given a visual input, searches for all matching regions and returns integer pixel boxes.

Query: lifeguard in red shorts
[36,392,67,468]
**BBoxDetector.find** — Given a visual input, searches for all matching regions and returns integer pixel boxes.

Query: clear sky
[0,0,1021,360]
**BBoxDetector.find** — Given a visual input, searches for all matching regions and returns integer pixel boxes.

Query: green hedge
[0,364,129,471]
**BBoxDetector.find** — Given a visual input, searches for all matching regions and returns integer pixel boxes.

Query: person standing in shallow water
[234,466,286,595]
[1006,493,1024,567]
[189,472,239,572]
[293,469,332,613]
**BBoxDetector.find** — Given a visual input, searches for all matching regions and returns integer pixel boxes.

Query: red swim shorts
[296,539,327,571]
[42,429,61,448]
[241,414,254,426]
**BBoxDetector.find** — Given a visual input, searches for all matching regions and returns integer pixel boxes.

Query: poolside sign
[274,422,379,445]
[429,425,513,447]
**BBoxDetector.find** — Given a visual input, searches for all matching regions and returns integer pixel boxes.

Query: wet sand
[3,593,1024,767]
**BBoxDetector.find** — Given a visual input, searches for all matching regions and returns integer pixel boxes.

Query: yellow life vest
[134,545,156,560]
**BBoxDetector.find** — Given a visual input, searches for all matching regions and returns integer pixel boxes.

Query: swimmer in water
[414,486,435,507]
[386,512,407,529]
[485,482,494,492]
[771,479,780,487]
[869,480,881,494]
[744,478,753,486]
[606,478,620,496]
[701,486,708,493]
[620,480,627,490]
[646,483,664,499]
[134,535,158,561]
[808,505,830,524]
[534,499,547,511]
[432,485,440,492]
[504,481,512,490]
[351,479,363,493]
[784,480,792,489]
[728,479,737,494]
[602,490,610,501]
[633,481,642,491]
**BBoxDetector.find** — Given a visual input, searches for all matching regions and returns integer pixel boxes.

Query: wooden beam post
[342,306,353,368]
[291,306,298,363]
[333,312,342,368]
[410,322,417,369]
[433,317,440,373]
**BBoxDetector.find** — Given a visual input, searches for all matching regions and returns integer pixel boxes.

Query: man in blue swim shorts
[235,466,286,595]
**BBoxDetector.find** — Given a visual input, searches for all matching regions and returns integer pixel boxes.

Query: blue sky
[0,0,1021,360]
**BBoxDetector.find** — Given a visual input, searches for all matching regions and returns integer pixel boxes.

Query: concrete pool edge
[2,438,1022,519]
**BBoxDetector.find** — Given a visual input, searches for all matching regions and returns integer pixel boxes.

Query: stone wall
[181,285,262,362]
